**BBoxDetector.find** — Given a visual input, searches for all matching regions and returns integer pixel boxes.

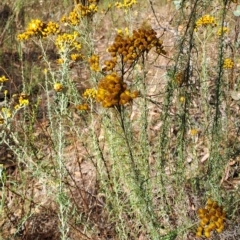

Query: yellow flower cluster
[83,88,97,99]
[116,27,129,36]
[195,15,216,31]
[55,31,81,52]
[19,94,29,106]
[96,72,139,108]
[0,75,8,83]
[196,199,226,238]
[42,21,60,36]
[14,93,29,109]
[75,103,89,111]
[61,6,81,26]
[106,26,166,67]
[217,27,229,36]
[115,0,137,9]
[223,58,234,69]
[88,55,100,71]
[61,3,98,26]
[17,19,60,41]
[71,53,82,61]
[17,19,43,40]
[88,3,98,12]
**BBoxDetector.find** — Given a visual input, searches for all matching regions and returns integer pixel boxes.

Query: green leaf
[160,231,178,240]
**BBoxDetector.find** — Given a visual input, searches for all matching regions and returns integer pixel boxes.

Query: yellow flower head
[17,32,30,41]
[14,104,20,110]
[223,58,234,69]
[217,27,229,36]
[54,83,63,92]
[88,4,98,12]
[102,58,117,72]
[116,27,129,36]
[19,94,29,106]
[28,19,43,32]
[75,103,89,111]
[179,96,185,102]
[71,53,82,61]
[42,21,60,36]
[190,129,198,136]
[56,58,64,64]
[0,75,8,83]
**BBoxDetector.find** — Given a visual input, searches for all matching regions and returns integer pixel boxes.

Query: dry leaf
[230,91,240,101]
[10,228,17,235]
[200,152,209,162]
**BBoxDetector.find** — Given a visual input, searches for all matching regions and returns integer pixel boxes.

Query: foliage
[0,0,240,239]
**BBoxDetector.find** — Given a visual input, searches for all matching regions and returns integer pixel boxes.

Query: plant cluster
[196,199,226,238]
[85,25,166,108]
